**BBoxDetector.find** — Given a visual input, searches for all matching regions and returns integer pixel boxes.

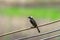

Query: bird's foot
[31,27,35,28]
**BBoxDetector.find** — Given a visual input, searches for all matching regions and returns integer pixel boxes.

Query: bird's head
[28,16,33,19]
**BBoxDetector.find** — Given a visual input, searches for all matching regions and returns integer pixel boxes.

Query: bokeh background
[0,0,60,40]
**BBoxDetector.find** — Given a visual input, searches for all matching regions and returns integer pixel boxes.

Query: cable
[0,20,60,37]
[19,28,60,40]
[41,34,60,40]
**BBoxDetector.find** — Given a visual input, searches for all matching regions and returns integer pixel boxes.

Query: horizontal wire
[19,28,60,40]
[0,20,60,37]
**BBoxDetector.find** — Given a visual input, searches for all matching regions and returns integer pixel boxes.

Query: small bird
[28,16,40,33]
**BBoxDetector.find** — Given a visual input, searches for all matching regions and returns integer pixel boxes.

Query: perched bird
[28,16,40,33]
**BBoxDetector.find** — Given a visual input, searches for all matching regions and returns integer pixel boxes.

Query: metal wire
[0,20,60,37]
[17,28,60,40]
[41,34,60,40]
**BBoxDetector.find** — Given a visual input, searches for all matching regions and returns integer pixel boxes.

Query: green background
[0,7,60,20]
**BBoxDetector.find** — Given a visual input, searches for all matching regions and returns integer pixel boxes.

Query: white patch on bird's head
[30,16,33,18]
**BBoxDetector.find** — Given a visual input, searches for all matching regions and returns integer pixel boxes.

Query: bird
[28,16,40,33]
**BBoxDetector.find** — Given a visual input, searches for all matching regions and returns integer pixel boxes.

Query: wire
[0,20,60,37]
[19,28,60,40]
[41,34,60,40]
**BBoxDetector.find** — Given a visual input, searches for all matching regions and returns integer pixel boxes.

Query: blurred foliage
[0,7,60,20]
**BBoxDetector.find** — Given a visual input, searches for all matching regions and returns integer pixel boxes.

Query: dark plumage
[28,16,40,33]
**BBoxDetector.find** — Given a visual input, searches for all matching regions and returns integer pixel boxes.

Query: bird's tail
[36,27,40,33]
